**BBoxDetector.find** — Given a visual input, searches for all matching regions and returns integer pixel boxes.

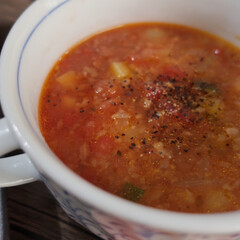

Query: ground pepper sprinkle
[39,23,240,213]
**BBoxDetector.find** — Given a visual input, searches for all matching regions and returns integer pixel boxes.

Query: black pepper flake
[113,102,117,106]
[142,138,146,144]
[131,143,136,147]
[120,102,124,105]
[184,149,189,153]
[152,111,159,119]
[203,135,207,139]
[170,78,177,83]
[109,84,113,88]
[129,146,134,150]
[80,109,85,113]
[130,137,134,140]
[117,150,122,156]
[226,143,230,147]
[121,133,126,136]
[47,100,51,103]
[152,131,158,134]
[115,136,119,139]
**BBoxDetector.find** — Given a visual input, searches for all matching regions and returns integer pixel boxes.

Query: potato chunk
[62,96,76,108]
[56,71,77,89]
[111,62,131,79]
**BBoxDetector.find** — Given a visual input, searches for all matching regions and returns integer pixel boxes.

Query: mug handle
[0,118,39,187]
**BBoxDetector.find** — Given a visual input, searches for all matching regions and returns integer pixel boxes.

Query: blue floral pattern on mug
[41,174,240,240]
[42,176,113,240]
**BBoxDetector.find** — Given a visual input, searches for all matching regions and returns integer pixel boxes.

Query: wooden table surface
[0,1,101,239]
[7,183,101,240]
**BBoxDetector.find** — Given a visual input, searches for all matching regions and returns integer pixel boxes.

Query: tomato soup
[39,23,240,213]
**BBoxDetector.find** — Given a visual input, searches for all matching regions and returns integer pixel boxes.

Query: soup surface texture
[39,23,240,213]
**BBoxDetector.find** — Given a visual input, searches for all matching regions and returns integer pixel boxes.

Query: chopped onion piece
[79,142,90,162]
[225,127,239,137]
[144,28,165,41]
[112,109,131,120]
[204,190,230,212]
[143,98,152,108]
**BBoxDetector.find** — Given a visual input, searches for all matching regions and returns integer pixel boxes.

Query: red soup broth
[39,23,240,213]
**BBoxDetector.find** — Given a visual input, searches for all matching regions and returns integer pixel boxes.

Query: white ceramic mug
[1,0,240,239]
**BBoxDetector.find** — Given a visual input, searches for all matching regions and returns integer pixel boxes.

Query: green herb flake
[193,80,219,94]
[121,183,145,202]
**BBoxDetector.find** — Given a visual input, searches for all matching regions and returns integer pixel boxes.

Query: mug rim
[1,0,240,234]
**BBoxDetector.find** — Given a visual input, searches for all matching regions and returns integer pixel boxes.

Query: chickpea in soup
[39,23,240,213]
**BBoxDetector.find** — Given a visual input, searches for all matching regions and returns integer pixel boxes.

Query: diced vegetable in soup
[38,23,240,213]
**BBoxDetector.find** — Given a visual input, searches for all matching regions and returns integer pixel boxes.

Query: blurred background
[0,0,32,49]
